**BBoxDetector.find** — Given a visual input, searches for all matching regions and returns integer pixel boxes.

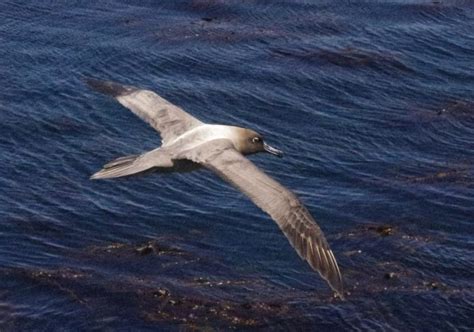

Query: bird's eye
[252,137,261,144]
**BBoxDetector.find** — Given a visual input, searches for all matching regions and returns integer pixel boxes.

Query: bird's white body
[163,124,240,149]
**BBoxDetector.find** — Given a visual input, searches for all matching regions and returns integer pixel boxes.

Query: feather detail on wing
[178,139,344,297]
[86,79,203,144]
[91,148,174,179]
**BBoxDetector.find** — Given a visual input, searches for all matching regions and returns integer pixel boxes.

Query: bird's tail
[91,154,144,179]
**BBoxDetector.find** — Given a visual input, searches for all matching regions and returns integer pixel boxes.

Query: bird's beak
[263,142,283,157]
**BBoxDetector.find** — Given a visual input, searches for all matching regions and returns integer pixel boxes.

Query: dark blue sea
[0,1,473,330]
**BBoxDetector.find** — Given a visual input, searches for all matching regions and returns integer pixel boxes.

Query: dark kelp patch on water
[435,100,474,118]
[62,239,301,328]
[152,20,283,44]
[0,266,294,328]
[120,1,346,45]
[411,99,474,123]
[1,235,471,329]
[367,225,395,237]
[86,240,188,258]
[334,222,470,298]
[397,166,473,185]
[141,289,290,328]
[271,47,413,73]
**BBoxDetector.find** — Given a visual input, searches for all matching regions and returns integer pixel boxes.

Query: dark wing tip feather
[326,249,344,298]
[283,217,344,299]
[85,78,137,97]
[312,245,344,299]
[300,237,344,299]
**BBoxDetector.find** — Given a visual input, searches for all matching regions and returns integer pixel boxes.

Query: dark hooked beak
[263,142,283,157]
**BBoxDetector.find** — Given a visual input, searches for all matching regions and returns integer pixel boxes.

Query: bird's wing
[178,139,344,297]
[86,79,203,144]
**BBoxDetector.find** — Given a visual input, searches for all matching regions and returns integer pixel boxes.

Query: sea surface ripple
[0,1,473,330]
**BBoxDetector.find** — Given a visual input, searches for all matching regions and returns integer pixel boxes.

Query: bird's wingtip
[89,170,104,180]
[84,78,136,97]
[328,260,344,300]
[333,286,345,300]
[326,274,344,300]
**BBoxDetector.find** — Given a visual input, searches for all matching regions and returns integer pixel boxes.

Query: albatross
[87,79,344,298]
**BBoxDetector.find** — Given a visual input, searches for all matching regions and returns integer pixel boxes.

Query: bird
[86,79,344,298]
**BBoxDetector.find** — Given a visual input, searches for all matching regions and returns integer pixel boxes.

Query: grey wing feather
[91,148,173,179]
[103,155,139,169]
[86,79,203,144]
[180,139,344,297]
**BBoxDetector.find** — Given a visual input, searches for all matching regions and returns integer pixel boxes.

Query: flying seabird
[86,79,344,298]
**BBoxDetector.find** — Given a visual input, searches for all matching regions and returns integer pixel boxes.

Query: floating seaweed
[271,47,413,72]
[401,167,472,185]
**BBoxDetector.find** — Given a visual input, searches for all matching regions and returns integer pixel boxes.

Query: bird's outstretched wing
[178,139,344,297]
[86,79,203,144]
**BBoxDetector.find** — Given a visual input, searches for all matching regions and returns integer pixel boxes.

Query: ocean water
[0,0,473,330]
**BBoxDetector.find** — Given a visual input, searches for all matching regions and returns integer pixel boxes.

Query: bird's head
[234,128,283,157]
